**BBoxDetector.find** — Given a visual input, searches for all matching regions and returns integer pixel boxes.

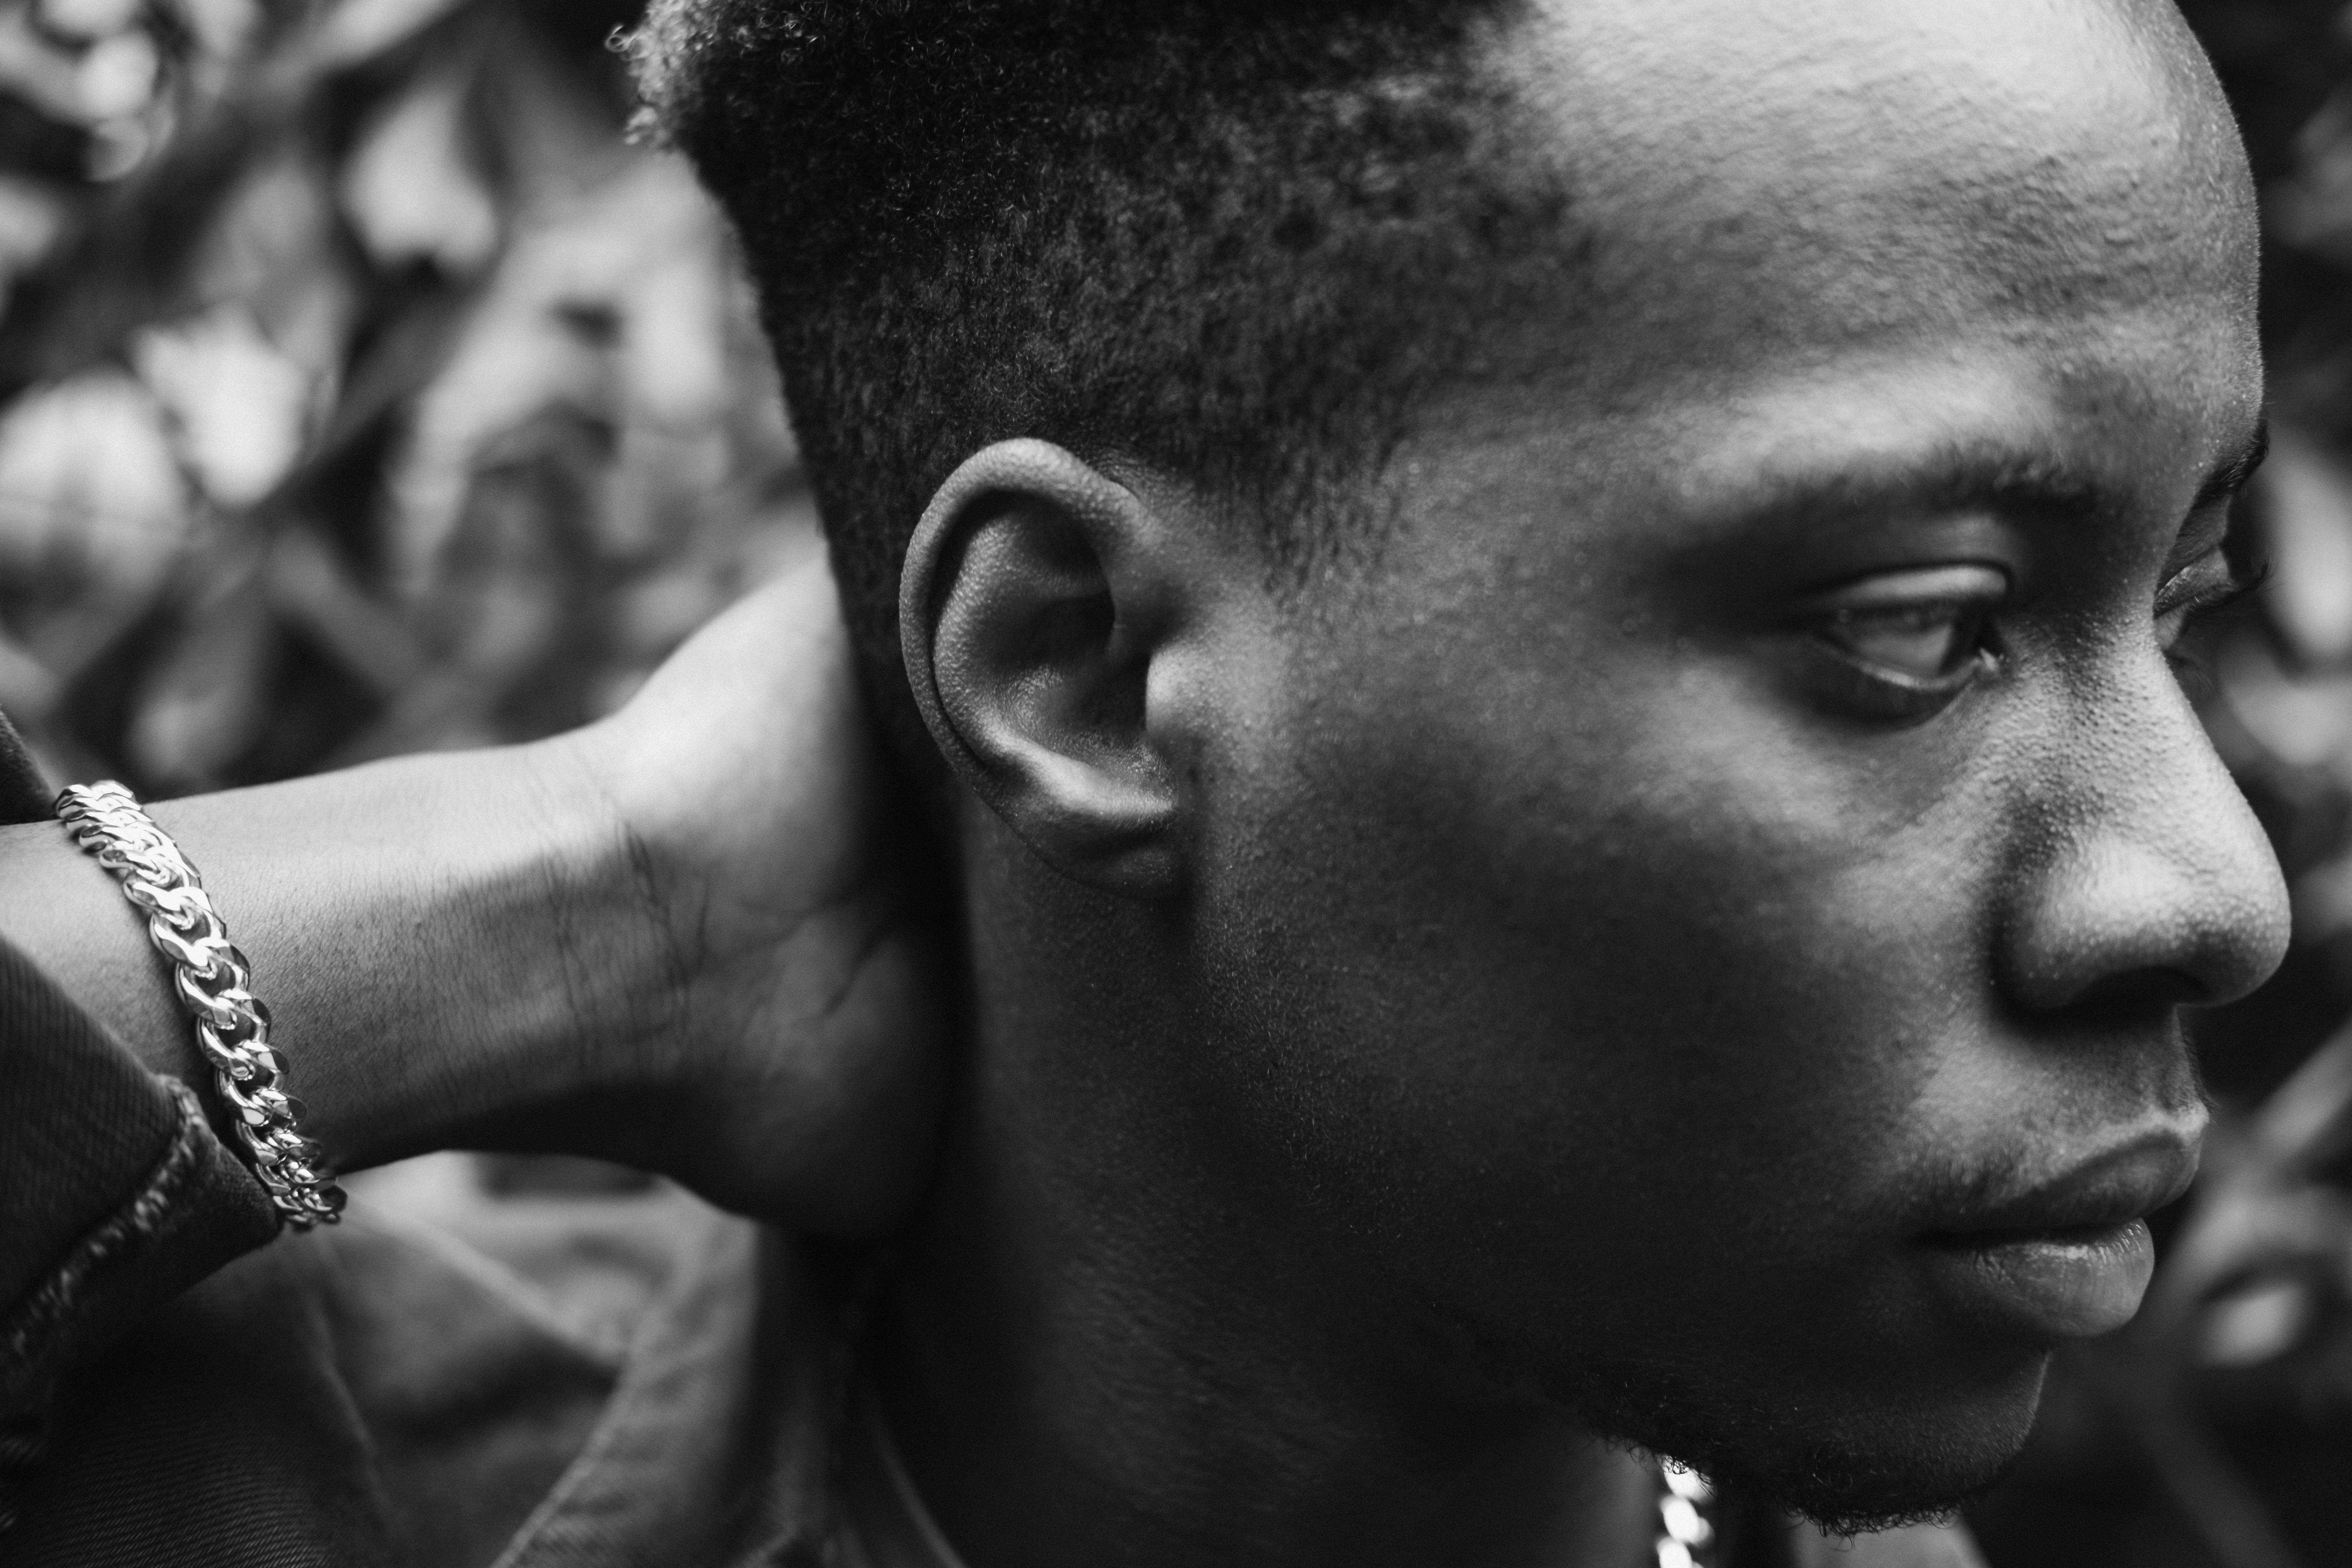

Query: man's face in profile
[1149,0,2290,1528]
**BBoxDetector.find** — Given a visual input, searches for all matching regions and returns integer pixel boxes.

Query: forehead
[1469,0,2260,416]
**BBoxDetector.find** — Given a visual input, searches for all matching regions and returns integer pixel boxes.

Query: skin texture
[0,549,945,1233]
[872,1,2293,1565]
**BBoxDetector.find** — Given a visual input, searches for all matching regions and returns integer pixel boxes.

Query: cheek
[1188,640,2008,1343]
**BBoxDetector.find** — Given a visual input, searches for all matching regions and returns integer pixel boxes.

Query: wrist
[157,740,663,1174]
[514,723,715,1139]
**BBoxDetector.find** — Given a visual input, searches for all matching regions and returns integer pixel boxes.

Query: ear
[900,439,1184,897]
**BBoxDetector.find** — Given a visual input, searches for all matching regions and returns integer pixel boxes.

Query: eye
[1797,563,2009,722]
[1823,601,1989,683]
[2155,547,2265,656]
[2154,545,2268,695]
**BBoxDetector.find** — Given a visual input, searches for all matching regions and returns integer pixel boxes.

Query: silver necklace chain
[1653,1460,1719,1568]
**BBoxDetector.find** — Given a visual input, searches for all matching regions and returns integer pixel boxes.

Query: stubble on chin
[1541,1352,2035,1537]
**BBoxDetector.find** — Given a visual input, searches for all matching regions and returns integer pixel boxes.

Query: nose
[1999,654,2290,1016]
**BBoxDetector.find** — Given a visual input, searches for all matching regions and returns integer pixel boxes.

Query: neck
[865,842,1655,1568]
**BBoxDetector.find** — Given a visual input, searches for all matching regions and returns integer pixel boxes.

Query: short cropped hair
[629,0,1574,772]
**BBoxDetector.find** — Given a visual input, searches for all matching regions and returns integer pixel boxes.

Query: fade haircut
[629,0,1578,772]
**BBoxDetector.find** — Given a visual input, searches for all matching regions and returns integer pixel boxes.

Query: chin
[1689,1416,2024,1536]
[1553,1348,2049,1534]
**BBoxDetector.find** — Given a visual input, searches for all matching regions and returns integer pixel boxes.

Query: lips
[1914,1129,2201,1344]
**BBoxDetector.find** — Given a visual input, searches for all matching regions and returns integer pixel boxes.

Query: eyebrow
[1731,416,2274,542]
[1917,418,2271,522]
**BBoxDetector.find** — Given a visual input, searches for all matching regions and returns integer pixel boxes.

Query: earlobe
[900,440,1184,897]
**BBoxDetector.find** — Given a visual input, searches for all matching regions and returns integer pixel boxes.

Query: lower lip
[1916,1220,2157,1342]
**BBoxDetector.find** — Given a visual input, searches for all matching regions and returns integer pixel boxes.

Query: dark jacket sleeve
[0,715,280,1534]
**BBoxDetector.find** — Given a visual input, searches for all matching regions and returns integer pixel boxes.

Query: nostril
[2048,966,2205,1021]
[1998,809,2289,1017]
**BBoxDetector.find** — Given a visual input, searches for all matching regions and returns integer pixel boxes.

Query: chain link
[57,781,346,1230]
[1653,1460,1718,1568]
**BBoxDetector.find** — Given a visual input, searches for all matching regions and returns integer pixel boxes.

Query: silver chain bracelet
[57,781,346,1230]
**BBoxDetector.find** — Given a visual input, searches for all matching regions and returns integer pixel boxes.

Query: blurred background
[0,1,2343,1563]
[0,0,805,795]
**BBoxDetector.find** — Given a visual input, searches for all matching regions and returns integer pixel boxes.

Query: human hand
[558,539,951,1234]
